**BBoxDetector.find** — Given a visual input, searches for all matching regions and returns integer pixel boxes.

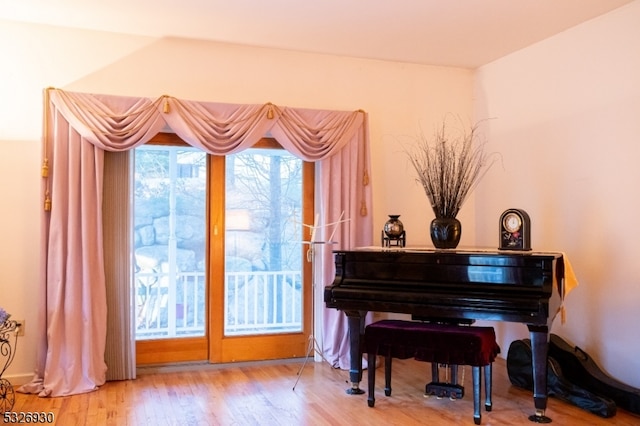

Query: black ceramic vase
[430,217,461,249]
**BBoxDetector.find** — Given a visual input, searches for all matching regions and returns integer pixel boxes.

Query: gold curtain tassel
[266,103,274,119]
[163,97,170,113]
[41,158,49,178]
[44,192,51,211]
[360,201,367,216]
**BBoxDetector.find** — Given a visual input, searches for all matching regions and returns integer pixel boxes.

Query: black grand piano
[324,247,569,422]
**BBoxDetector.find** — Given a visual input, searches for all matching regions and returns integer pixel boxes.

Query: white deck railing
[224,270,302,335]
[135,269,302,340]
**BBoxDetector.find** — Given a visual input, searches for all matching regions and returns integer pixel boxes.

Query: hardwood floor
[10,357,640,425]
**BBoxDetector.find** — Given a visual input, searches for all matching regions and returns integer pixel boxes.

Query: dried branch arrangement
[407,118,498,219]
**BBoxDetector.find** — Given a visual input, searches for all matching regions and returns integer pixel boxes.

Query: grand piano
[324,247,571,422]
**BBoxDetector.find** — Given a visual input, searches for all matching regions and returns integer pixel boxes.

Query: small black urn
[382,215,406,247]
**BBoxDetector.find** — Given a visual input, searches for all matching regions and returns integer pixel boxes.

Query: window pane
[133,145,207,340]
[224,148,303,336]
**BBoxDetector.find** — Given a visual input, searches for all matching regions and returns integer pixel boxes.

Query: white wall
[473,1,640,388]
[0,19,472,382]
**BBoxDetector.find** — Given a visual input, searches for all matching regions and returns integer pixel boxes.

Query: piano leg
[527,325,552,423]
[345,311,366,395]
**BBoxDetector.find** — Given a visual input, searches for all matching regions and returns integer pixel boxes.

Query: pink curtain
[19,89,373,397]
[316,118,374,369]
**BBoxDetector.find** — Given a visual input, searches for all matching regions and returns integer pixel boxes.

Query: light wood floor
[10,357,640,425]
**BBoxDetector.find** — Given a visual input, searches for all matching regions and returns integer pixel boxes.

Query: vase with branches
[406,117,497,248]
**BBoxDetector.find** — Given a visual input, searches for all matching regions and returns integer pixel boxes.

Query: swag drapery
[19,89,373,397]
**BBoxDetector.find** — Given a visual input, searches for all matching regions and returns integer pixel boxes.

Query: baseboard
[136,357,306,375]
[3,373,33,387]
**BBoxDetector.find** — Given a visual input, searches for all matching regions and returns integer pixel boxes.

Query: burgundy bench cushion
[365,319,500,366]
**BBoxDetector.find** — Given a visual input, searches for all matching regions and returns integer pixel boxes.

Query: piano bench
[365,319,501,425]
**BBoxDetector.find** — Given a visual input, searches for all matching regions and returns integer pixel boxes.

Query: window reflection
[466,256,507,283]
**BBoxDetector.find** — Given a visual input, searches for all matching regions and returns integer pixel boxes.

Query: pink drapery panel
[18,105,109,397]
[317,113,373,369]
[21,89,372,397]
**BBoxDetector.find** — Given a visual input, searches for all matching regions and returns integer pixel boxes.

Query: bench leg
[367,353,376,407]
[484,364,492,412]
[472,366,481,425]
[384,356,392,396]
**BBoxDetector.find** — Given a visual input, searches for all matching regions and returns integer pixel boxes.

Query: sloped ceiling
[0,0,633,68]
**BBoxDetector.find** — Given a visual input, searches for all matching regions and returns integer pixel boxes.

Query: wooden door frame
[208,140,314,362]
[135,133,209,365]
[135,135,313,365]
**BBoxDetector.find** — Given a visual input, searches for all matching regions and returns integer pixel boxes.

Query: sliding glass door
[133,134,313,364]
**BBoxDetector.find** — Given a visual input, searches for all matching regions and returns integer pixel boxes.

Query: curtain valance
[47,89,365,160]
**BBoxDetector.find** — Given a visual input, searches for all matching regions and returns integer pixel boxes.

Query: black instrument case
[548,334,640,415]
[507,334,640,417]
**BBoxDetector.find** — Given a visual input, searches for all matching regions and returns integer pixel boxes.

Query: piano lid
[353,245,563,258]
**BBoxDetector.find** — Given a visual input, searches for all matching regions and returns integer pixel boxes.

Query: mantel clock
[499,208,531,251]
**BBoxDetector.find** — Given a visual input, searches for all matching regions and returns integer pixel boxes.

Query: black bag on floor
[507,338,617,418]
[549,333,640,415]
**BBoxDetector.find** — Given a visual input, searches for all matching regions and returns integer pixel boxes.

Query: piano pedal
[425,382,465,400]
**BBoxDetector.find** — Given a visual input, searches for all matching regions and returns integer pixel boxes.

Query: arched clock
[499,208,531,251]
